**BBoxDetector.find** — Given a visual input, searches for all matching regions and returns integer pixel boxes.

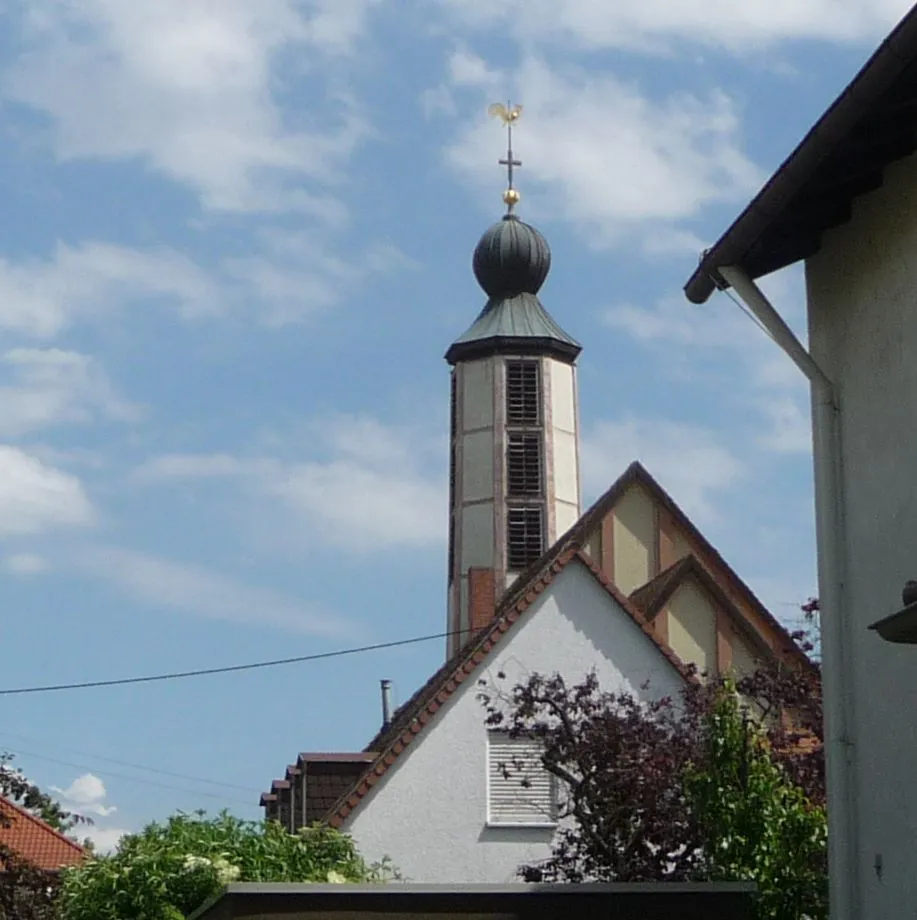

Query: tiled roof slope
[0,796,85,871]
[327,548,693,828]
[260,754,377,827]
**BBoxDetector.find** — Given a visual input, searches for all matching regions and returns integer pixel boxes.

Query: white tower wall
[447,353,581,657]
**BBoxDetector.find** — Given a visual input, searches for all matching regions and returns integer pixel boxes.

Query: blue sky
[0,0,910,852]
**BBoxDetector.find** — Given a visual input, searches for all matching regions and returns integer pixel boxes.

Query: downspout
[717,265,858,920]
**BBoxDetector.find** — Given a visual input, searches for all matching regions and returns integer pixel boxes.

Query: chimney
[380,679,393,729]
[468,567,497,634]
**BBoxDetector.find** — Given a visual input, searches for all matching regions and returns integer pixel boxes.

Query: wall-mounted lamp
[869,581,917,643]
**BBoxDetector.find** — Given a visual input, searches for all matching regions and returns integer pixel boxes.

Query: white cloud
[0,447,94,536]
[433,0,912,51]
[601,271,813,456]
[0,233,412,337]
[51,773,117,817]
[581,418,744,523]
[133,453,254,482]
[757,395,813,454]
[72,546,353,636]
[3,553,49,575]
[83,826,129,855]
[0,243,219,338]
[443,56,760,247]
[4,0,376,212]
[223,231,407,324]
[449,48,502,88]
[133,415,447,552]
[0,349,137,436]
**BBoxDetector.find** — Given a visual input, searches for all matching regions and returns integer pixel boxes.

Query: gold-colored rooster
[487,102,523,124]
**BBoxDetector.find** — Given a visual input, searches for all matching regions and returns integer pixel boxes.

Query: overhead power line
[0,631,453,697]
[0,731,259,794]
[2,745,257,807]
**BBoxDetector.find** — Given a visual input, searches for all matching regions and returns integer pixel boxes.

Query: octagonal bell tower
[444,103,582,657]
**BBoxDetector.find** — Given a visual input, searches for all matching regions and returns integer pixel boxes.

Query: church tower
[445,104,582,657]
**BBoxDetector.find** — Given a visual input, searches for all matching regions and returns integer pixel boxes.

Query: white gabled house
[332,548,687,883]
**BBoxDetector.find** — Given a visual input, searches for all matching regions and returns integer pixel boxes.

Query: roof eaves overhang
[445,335,582,366]
[684,5,917,305]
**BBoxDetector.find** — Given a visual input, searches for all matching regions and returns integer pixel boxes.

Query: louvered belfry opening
[507,507,544,570]
[506,360,540,424]
[507,434,541,495]
[505,360,544,570]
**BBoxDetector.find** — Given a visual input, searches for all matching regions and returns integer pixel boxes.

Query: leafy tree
[479,612,825,920]
[686,687,827,920]
[0,753,91,920]
[59,810,396,920]
[0,753,88,834]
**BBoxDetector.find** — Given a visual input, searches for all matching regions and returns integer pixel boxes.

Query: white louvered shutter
[487,732,556,826]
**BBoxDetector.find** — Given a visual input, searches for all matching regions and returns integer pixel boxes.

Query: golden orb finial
[490,100,523,213]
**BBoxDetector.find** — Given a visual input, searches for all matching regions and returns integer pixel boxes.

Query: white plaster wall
[344,559,684,883]
[550,429,579,507]
[547,360,576,432]
[462,430,495,502]
[612,486,657,594]
[554,501,579,538]
[730,634,758,680]
[806,150,917,919]
[666,582,717,677]
[462,360,494,430]
[460,503,494,569]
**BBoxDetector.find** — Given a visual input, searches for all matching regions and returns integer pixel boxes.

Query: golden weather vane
[488,102,523,213]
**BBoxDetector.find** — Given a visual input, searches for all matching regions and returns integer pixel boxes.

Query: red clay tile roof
[326,547,693,828]
[260,755,377,819]
[298,753,378,764]
[0,796,85,871]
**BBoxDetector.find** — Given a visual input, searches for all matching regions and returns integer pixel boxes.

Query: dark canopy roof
[684,4,917,304]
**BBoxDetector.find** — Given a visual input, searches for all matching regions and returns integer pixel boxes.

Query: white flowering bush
[59,810,396,920]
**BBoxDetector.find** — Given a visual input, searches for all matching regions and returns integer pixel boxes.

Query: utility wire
[2,745,256,807]
[0,630,452,697]
[0,731,259,794]
[720,285,779,344]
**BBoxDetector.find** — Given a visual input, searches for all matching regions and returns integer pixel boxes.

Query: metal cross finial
[487,102,523,212]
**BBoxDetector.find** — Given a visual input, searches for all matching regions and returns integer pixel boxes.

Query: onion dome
[446,213,580,367]
[472,214,551,298]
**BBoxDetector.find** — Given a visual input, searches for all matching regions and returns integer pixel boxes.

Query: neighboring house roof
[629,556,695,615]
[298,755,377,824]
[606,463,812,672]
[684,4,917,304]
[261,754,377,825]
[0,796,85,871]
[630,554,773,662]
[326,547,693,829]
